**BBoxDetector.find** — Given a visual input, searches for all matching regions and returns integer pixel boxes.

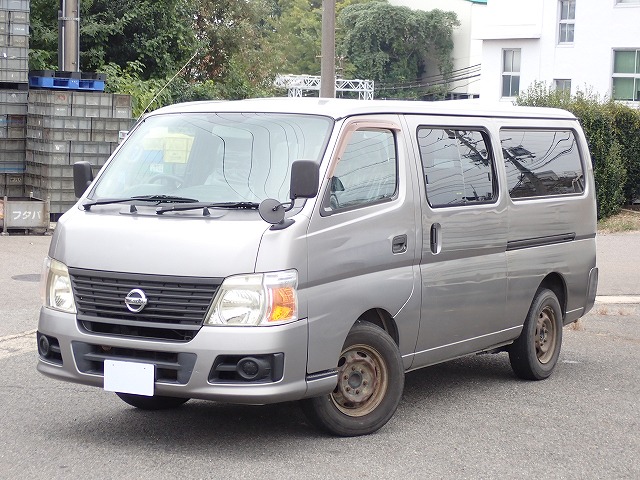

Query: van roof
[150,97,577,121]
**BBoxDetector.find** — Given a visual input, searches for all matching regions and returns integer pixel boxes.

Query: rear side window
[417,128,497,208]
[500,129,584,199]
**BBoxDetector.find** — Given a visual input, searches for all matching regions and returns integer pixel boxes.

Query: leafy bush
[101,62,172,118]
[517,82,640,218]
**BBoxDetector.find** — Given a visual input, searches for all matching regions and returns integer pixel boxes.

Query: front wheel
[116,392,190,410]
[509,288,563,380]
[301,322,404,436]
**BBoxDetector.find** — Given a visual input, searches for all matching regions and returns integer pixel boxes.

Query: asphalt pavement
[594,231,640,299]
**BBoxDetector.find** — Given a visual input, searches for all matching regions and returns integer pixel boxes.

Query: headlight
[41,257,77,314]
[205,270,298,326]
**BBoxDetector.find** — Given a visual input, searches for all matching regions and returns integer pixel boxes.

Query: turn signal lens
[268,286,297,323]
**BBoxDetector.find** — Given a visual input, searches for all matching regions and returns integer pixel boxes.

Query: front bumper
[37,307,337,404]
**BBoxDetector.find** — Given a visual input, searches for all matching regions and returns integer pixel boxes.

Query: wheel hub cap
[535,307,556,364]
[330,344,388,417]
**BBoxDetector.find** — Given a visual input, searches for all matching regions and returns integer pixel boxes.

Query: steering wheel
[329,193,340,210]
[147,174,183,189]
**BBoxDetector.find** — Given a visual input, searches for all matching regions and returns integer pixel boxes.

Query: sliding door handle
[430,223,441,254]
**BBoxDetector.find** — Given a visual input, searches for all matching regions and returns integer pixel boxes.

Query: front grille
[69,268,222,341]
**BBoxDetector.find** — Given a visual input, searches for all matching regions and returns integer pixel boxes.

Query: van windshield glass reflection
[93,113,333,204]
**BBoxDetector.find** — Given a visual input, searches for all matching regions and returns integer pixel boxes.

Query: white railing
[274,74,375,100]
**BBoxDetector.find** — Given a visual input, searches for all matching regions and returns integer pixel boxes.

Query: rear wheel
[509,288,563,380]
[301,322,404,436]
[116,393,190,410]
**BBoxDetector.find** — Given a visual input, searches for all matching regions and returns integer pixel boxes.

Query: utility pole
[59,0,80,72]
[320,0,336,98]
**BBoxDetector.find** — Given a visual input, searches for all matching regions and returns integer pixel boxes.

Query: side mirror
[258,160,320,227]
[290,160,319,200]
[73,161,94,198]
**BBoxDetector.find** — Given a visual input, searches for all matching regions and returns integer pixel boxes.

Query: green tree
[168,0,281,100]
[266,0,377,77]
[338,2,459,96]
[29,0,197,78]
[29,0,279,103]
[270,0,323,75]
[28,0,60,70]
[81,0,196,79]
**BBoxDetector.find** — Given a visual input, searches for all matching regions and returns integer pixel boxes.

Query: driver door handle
[392,234,408,254]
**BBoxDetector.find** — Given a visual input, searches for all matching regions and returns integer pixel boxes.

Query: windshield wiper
[82,195,200,210]
[156,201,260,215]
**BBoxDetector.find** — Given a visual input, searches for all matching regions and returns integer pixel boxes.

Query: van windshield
[92,112,333,204]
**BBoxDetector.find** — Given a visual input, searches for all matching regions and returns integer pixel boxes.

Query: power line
[376,64,481,91]
[378,72,481,94]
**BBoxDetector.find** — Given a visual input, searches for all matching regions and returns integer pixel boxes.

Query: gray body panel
[51,206,269,276]
[405,116,510,367]
[304,115,421,372]
[37,98,598,405]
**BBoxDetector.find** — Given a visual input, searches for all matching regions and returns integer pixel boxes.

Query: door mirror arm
[258,160,320,228]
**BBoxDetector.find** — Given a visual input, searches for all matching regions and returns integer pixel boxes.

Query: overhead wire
[376,64,481,95]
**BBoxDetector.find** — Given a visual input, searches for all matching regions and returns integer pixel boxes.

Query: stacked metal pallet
[25,90,134,215]
[0,0,29,197]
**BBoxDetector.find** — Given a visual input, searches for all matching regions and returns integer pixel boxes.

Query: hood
[50,205,270,278]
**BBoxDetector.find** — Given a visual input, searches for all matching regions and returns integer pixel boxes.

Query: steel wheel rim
[331,344,388,417]
[535,306,557,364]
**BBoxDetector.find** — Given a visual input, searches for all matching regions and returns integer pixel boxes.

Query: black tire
[509,288,563,380]
[301,322,404,436]
[116,392,190,410]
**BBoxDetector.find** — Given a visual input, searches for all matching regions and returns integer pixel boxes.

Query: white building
[388,0,487,98]
[391,0,640,105]
[477,0,640,104]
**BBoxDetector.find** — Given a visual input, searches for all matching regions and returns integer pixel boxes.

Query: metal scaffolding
[274,75,375,100]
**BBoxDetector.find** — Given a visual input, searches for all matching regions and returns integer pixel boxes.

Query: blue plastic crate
[29,75,105,92]
[79,79,105,91]
[29,76,79,89]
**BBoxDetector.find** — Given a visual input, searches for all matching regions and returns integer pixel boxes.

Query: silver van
[37,98,598,436]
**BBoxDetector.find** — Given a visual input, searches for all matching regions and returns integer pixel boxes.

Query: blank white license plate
[103,360,155,396]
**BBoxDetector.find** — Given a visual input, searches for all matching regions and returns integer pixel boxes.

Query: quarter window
[325,129,397,211]
[500,129,584,199]
[502,49,521,98]
[418,128,497,208]
[612,49,640,101]
[558,0,576,44]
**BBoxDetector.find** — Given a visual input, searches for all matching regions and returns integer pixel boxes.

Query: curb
[595,295,640,304]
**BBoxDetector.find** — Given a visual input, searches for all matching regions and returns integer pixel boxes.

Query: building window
[559,0,576,44]
[554,79,572,94]
[502,49,521,98]
[612,50,640,101]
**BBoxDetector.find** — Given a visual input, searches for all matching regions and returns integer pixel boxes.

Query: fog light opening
[236,357,271,381]
[38,334,51,358]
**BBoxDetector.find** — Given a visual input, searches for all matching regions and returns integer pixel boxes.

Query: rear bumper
[584,267,599,315]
